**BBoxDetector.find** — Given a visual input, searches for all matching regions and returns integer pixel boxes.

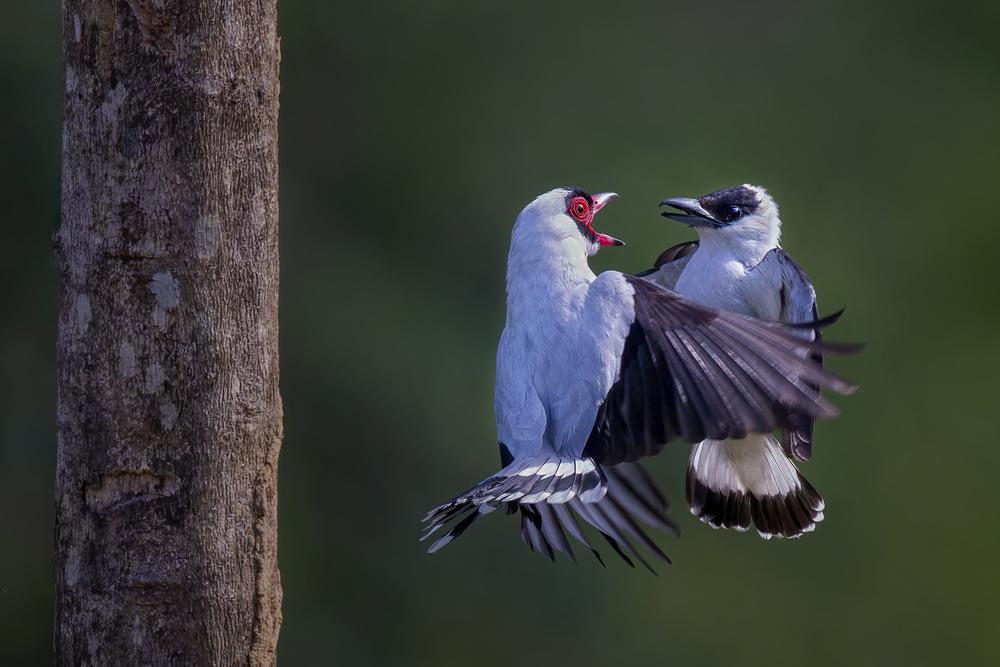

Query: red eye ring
[569,196,590,222]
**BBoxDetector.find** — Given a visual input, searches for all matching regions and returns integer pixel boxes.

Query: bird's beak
[591,192,625,246]
[659,197,723,229]
[592,192,619,212]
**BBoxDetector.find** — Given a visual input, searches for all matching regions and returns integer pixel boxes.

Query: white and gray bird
[423,186,856,567]
[643,183,840,539]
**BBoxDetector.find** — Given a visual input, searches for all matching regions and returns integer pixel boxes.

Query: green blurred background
[3,1,999,664]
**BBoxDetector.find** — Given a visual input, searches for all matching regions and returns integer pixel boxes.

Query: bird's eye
[724,205,743,222]
[569,197,590,221]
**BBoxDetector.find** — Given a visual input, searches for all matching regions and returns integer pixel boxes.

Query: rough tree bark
[55,2,281,664]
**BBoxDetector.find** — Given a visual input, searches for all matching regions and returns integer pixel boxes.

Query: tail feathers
[424,504,498,553]
[520,504,572,561]
[686,435,824,539]
[521,462,678,572]
[421,456,606,553]
[423,458,678,570]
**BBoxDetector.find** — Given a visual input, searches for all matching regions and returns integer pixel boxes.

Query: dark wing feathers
[706,315,847,404]
[635,240,700,289]
[584,275,857,467]
[677,325,775,430]
[665,328,739,435]
[773,248,823,461]
[652,240,701,269]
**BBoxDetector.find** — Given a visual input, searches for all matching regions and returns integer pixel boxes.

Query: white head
[511,187,622,259]
[659,184,781,253]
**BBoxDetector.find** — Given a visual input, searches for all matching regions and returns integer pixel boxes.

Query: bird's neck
[696,228,777,268]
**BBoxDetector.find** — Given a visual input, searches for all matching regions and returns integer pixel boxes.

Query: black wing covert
[583,275,856,467]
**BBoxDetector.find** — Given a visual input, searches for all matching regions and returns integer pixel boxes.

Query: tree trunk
[55,2,281,664]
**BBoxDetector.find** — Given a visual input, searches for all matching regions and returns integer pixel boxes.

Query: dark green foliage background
[2,1,998,664]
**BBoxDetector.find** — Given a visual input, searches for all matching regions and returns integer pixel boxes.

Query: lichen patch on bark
[149,272,179,309]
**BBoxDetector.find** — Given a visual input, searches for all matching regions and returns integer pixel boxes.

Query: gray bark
[56,1,282,664]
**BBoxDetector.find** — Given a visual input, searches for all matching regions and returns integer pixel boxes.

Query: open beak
[591,192,624,246]
[659,197,723,229]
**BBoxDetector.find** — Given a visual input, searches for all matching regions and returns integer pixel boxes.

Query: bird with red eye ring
[567,193,623,246]
[569,196,591,222]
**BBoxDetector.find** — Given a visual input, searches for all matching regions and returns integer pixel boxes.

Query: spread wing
[634,240,700,290]
[583,274,855,467]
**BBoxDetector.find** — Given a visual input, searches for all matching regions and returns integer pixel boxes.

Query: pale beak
[592,192,619,212]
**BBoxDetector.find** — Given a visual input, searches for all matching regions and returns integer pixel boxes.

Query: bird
[422,186,857,568]
[642,183,841,539]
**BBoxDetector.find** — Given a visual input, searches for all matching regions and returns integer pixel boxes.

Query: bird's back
[496,271,634,460]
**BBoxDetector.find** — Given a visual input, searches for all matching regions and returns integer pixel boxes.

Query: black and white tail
[686,434,824,539]
[422,457,677,569]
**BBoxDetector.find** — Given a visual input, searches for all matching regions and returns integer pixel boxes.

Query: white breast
[673,248,780,320]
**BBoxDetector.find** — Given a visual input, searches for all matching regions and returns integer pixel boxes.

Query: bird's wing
[582,272,854,467]
[494,325,547,458]
[767,248,823,461]
[634,240,700,290]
